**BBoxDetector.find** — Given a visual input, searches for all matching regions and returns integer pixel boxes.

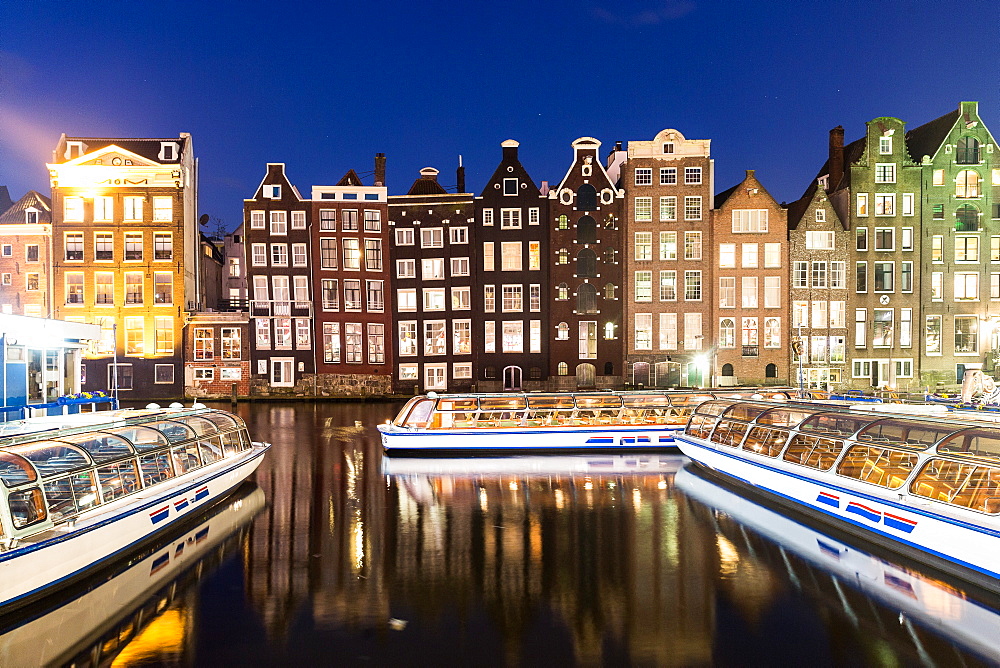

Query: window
[361,209,380,232]
[635,271,653,302]
[811,300,828,328]
[578,321,597,358]
[902,193,914,216]
[855,228,868,252]
[25,244,39,262]
[732,210,768,233]
[956,204,980,231]
[364,239,383,270]
[634,197,652,221]
[879,136,892,154]
[932,235,944,263]
[154,272,172,304]
[322,279,339,310]
[719,243,736,268]
[501,242,522,271]
[288,210,305,230]
[450,257,470,276]
[266,211,286,235]
[684,167,702,184]
[124,316,144,355]
[529,320,542,353]
[321,323,341,363]
[956,236,979,262]
[528,241,541,270]
[255,319,271,349]
[874,163,896,183]
[92,196,113,222]
[764,318,781,349]
[955,316,978,354]
[124,197,143,221]
[221,328,241,360]
[830,262,846,289]
[856,262,867,292]
[873,228,893,251]
[634,168,652,185]
[957,136,980,164]
[151,197,172,222]
[556,214,569,230]
[831,301,847,328]
[344,279,363,310]
[502,285,523,312]
[576,184,597,210]
[367,280,384,311]
[659,271,677,301]
[251,244,266,266]
[320,238,338,269]
[424,321,447,355]
[556,322,569,340]
[805,231,834,249]
[346,323,364,362]
[576,284,597,313]
[576,249,596,277]
[900,308,912,348]
[815,208,826,222]
[501,208,522,229]
[874,262,893,292]
[250,210,265,229]
[452,320,471,355]
[398,363,417,381]
[874,194,895,216]
[125,232,142,261]
[719,318,736,348]
[95,273,114,305]
[65,273,84,304]
[956,170,980,198]
[153,232,173,260]
[63,197,84,221]
[741,277,758,308]
[484,285,495,312]
[764,243,781,268]
[482,209,494,226]
[451,286,471,310]
[954,273,979,300]
[931,272,943,300]
[398,322,416,357]
[810,261,827,288]
[719,277,735,308]
[367,323,385,363]
[684,270,702,301]
[194,327,214,360]
[684,196,702,221]
[292,243,308,267]
[659,232,677,260]
[503,178,518,196]
[556,248,569,265]
[901,261,913,293]
[342,210,359,231]
[684,313,702,350]
[340,238,360,270]
[741,243,757,268]
[792,261,808,288]
[932,204,945,220]
[635,314,652,350]
[155,317,173,354]
[395,228,414,245]
[660,167,676,184]
[394,259,415,278]
[422,287,445,311]
[659,313,677,350]
[420,228,443,248]
[93,232,113,261]
[529,208,539,225]
[26,273,39,291]
[271,244,288,266]
[856,193,869,217]
[530,284,541,311]
[448,227,468,245]
[484,242,495,271]
[854,309,866,348]
[764,276,780,308]
[502,321,523,353]
[659,196,677,221]
[65,232,84,261]
[925,315,942,354]
[684,232,702,260]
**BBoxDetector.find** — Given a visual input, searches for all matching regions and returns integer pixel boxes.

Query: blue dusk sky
[2,1,997,231]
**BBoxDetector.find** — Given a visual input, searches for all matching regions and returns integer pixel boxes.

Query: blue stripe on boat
[174,499,189,512]
[817,540,841,559]
[149,506,170,524]
[883,512,918,533]
[150,553,170,575]
[816,492,839,508]
[586,437,614,444]
[845,501,882,524]
[194,486,209,501]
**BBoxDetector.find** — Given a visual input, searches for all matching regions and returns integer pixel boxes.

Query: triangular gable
[551,137,619,196]
[246,163,303,202]
[60,144,159,168]
[336,169,364,187]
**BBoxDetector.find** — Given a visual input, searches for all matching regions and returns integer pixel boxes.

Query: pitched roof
[56,136,190,164]
[713,183,739,209]
[904,108,960,163]
[0,191,51,224]
[0,186,12,214]
[336,169,364,187]
[406,168,449,196]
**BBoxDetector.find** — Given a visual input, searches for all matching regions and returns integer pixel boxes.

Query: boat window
[11,441,90,479]
[106,426,170,451]
[220,429,244,455]
[9,488,46,528]
[171,443,202,474]
[799,413,875,438]
[674,394,716,408]
[398,398,435,428]
[722,403,770,421]
[61,432,135,463]
[146,421,197,444]
[200,412,239,432]
[479,397,528,411]
[622,394,672,408]
[175,416,219,437]
[526,395,575,410]
[574,395,623,409]
[857,419,949,450]
[837,444,918,489]
[782,434,842,470]
[139,452,174,487]
[757,407,819,428]
[97,460,140,502]
[685,415,715,439]
[710,419,749,448]
[198,438,224,465]
[43,471,99,521]
[693,400,738,417]
[742,427,789,458]
[910,459,1000,513]
[936,429,1000,464]
[0,452,37,488]
[437,398,479,411]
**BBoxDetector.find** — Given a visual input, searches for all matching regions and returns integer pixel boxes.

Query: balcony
[250,300,312,318]
[742,345,759,358]
[219,298,249,312]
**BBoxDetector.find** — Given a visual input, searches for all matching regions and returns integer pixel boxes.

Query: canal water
[2,401,998,666]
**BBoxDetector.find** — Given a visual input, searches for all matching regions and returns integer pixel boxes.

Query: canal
[3,401,998,666]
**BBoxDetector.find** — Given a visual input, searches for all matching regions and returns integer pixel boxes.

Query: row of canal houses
[0,101,995,400]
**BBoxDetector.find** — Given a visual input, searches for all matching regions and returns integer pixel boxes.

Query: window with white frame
[502,321,524,353]
[660,231,677,260]
[451,286,471,310]
[925,315,941,354]
[251,244,266,266]
[634,197,653,222]
[684,231,702,260]
[342,238,361,270]
[659,271,677,301]
[483,242,495,271]
[732,209,768,233]
[367,280,384,311]
[484,285,495,312]
[792,301,808,327]
[856,193,869,217]
[659,313,677,350]
[684,196,702,221]
[814,208,826,222]
[874,194,895,216]
[398,322,417,357]
[634,314,652,350]
[449,226,468,244]
[397,259,416,278]
[501,242,522,271]
[902,193,914,216]
[764,243,781,268]
[450,257,470,276]
[741,277,758,308]
[270,244,288,266]
[501,209,522,229]
[684,167,702,184]
[530,284,541,312]
[659,196,677,221]
[874,163,896,183]
[764,276,780,308]
[397,288,416,312]
[503,178,518,196]
[342,210,359,231]
[741,243,758,268]
[395,228,414,245]
[635,232,652,260]
[482,209,494,226]
[684,271,702,301]
[634,168,652,185]
[422,258,445,280]
[793,261,808,288]
[764,317,781,348]
[269,211,287,235]
[424,321,447,355]
[292,243,307,266]
[954,272,979,300]
[124,196,144,221]
[811,261,827,288]
[528,241,540,270]
[719,243,736,268]
[684,313,703,350]
[452,321,472,355]
[420,228,443,248]
[660,167,676,185]
[635,271,652,302]
[811,300,828,328]
[502,285,523,312]
[363,209,380,232]
[830,301,846,327]
[719,277,736,308]
[719,318,736,348]
[956,236,979,262]
[529,208,539,225]
[365,239,383,270]
[422,288,446,311]
[854,309,866,348]
[805,231,834,249]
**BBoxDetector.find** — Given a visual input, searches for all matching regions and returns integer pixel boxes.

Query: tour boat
[378,389,793,453]
[675,466,1000,663]
[674,398,1000,592]
[0,405,270,610]
[0,483,265,666]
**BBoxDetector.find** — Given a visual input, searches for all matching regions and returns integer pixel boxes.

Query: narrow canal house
[548,137,624,390]
[711,170,789,387]
[244,163,313,393]
[622,129,713,388]
[388,165,476,392]
[474,140,549,391]
[310,157,393,396]
[786,151,851,390]
[912,101,999,387]
[0,190,52,319]
[48,134,198,399]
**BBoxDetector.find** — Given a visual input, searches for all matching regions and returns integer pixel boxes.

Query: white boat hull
[0,442,269,609]
[379,424,683,451]
[675,434,1000,590]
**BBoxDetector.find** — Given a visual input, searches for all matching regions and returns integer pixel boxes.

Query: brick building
[0,191,52,318]
[183,311,251,398]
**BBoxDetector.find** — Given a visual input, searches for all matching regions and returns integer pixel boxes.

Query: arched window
[577,215,597,244]
[557,214,569,230]
[577,249,597,277]
[604,322,615,339]
[603,283,616,299]
[721,363,734,377]
[557,362,569,376]
[557,248,569,265]
[956,170,980,198]
[576,184,597,211]
[556,322,569,340]
[576,284,597,313]
[764,317,781,348]
[604,362,614,376]
[956,204,979,231]
[719,318,736,348]
[956,137,980,165]
[557,283,569,300]
[484,365,497,379]
[765,363,778,378]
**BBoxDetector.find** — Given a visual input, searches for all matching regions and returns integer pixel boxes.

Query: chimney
[540,180,550,196]
[419,167,439,181]
[828,126,844,192]
[456,155,466,193]
[501,139,519,162]
[374,153,386,187]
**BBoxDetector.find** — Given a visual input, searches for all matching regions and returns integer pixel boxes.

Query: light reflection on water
[6,402,1000,666]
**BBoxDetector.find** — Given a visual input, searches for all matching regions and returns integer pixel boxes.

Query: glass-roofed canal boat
[675,398,1000,592]
[379,389,792,453]
[0,405,270,610]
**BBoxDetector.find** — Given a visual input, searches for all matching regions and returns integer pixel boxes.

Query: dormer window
[663,142,674,154]
[65,141,85,160]
[263,184,281,199]
[159,142,179,161]
[25,209,38,225]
